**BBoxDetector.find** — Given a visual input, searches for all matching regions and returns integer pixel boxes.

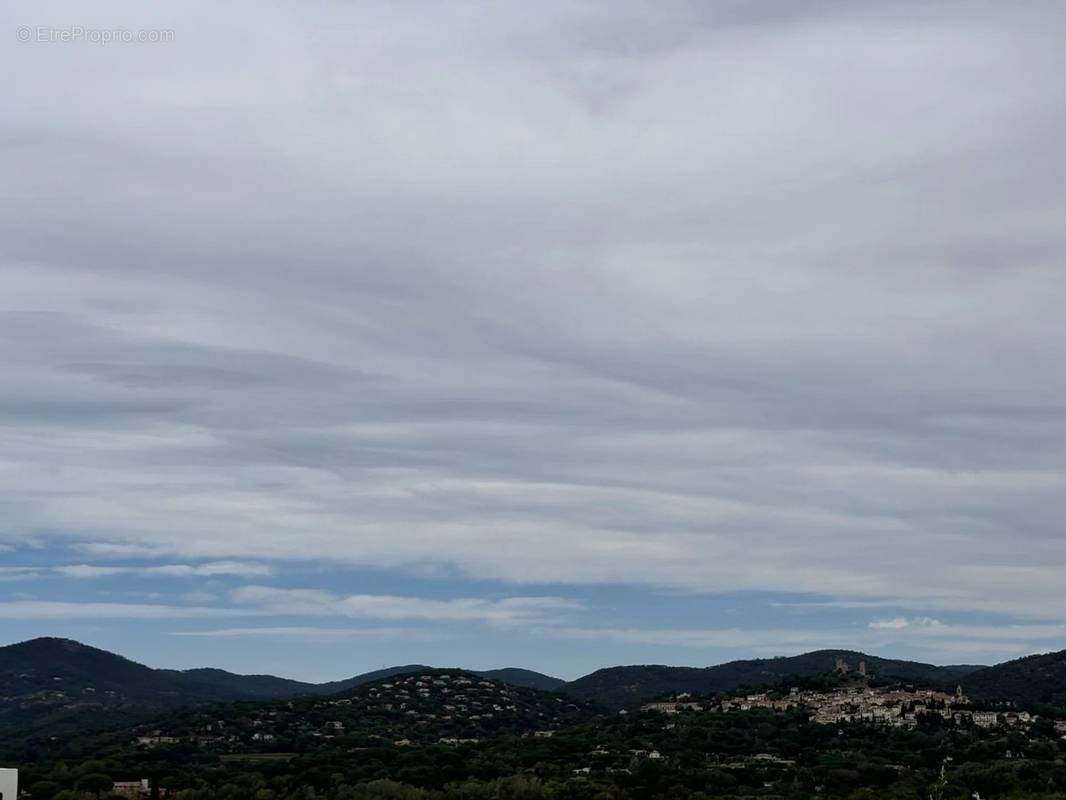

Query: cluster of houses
[718,684,984,728]
[132,672,577,752]
[134,732,180,747]
[358,673,523,723]
[643,670,1059,733]
[110,780,152,798]
[570,747,665,776]
[0,771,156,800]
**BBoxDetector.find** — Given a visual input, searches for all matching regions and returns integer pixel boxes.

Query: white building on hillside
[0,768,18,800]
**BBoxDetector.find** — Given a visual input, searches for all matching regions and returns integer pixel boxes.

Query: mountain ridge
[6,637,1066,731]
[962,648,1066,706]
[563,648,987,706]
[0,638,564,724]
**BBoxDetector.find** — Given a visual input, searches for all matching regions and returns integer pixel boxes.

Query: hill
[10,660,1065,800]
[320,665,564,694]
[0,638,565,736]
[315,664,434,694]
[962,648,1066,707]
[561,649,984,706]
[7,667,591,761]
[154,667,587,747]
[4,637,1006,732]
[478,668,566,691]
[10,668,1066,800]
[0,638,326,738]
[0,637,320,707]
[158,667,321,699]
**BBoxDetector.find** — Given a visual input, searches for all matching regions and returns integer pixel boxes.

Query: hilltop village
[642,658,1057,732]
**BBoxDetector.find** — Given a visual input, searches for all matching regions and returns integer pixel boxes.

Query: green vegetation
[965,652,1066,707]
[7,665,1066,800]
[0,640,562,740]
[9,640,1066,798]
[564,650,984,707]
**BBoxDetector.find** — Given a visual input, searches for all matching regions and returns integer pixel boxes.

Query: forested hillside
[563,649,984,706]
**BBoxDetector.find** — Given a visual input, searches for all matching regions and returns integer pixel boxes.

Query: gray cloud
[170,627,431,641]
[53,562,274,578]
[1,0,1065,636]
[0,601,256,620]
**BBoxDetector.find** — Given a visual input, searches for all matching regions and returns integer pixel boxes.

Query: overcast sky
[1,0,1065,681]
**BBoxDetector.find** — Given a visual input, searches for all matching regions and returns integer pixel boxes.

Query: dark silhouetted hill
[0,638,564,734]
[561,649,984,706]
[963,649,1066,707]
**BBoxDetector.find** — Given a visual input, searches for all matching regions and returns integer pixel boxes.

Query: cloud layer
[2,0,1065,669]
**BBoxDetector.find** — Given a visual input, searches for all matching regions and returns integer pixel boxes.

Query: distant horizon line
[3,634,1018,686]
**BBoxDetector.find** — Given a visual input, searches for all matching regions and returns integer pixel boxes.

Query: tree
[28,781,60,800]
[77,775,113,799]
